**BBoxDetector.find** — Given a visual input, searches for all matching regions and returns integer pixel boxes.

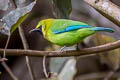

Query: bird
[30,19,114,48]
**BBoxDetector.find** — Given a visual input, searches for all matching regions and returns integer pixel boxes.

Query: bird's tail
[91,27,114,33]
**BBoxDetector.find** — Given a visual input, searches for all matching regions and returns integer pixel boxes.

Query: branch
[84,0,120,27]
[18,26,35,80]
[0,61,18,80]
[0,39,120,57]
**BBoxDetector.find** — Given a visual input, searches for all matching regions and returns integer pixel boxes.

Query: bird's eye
[39,26,42,30]
[38,26,43,35]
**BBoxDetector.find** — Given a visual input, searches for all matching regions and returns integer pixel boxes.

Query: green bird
[31,19,114,47]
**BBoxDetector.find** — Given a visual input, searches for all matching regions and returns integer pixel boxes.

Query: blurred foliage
[58,58,76,80]
[0,0,10,11]
[50,57,70,73]
[43,58,76,80]
[52,0,72,18]
[94,34,120,70]
[118,78,120,80]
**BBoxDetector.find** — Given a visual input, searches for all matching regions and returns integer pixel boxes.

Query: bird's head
[30,19,53,35]
[29,19,53,36]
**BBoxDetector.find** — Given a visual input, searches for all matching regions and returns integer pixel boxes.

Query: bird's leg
[76,43,80,51]
[60,46,66,51]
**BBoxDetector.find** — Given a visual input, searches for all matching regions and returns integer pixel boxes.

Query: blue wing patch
[53,25,92,34]
[91,27,114,33]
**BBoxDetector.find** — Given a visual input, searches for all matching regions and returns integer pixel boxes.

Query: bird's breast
[46,30,83,46]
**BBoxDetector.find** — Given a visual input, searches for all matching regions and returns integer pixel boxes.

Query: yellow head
[35,19,53,38]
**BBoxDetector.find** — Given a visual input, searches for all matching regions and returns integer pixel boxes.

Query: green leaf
[94,34,120,69]
[0,1,36,35]
[10,13,29,33]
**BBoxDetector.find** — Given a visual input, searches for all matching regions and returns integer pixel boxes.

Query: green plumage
[34,19,114,46]
[50,19,88,32]
[48,28,95,46]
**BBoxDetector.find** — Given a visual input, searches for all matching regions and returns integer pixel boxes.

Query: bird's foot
[76,43,80,51]
[60,46,66,51]
[59,46,66,54]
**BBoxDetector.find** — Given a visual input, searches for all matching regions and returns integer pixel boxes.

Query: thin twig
[0,39,120,57]
[0,33,18,80]
[6,0,36,79]
[43,56,48,78]
[0,0,19,80]
[0,32,18,80]
[3,33,10,59]
[10,0,36,79]
[0,60,18,80]
[18,26,35,80]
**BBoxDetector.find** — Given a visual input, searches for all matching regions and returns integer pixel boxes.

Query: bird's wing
[48,19,92,34]
[53,25,92,34]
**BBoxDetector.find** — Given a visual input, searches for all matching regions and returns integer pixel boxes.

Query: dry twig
[19,26,35,80]
[84,0,120,27]
[0,61,18,80]
[0,33,18,80]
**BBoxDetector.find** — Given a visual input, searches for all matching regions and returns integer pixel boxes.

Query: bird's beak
[29,28,43,35]
[29,29,41,33]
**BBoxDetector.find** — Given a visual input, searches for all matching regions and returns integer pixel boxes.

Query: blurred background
[0,0,120,80]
